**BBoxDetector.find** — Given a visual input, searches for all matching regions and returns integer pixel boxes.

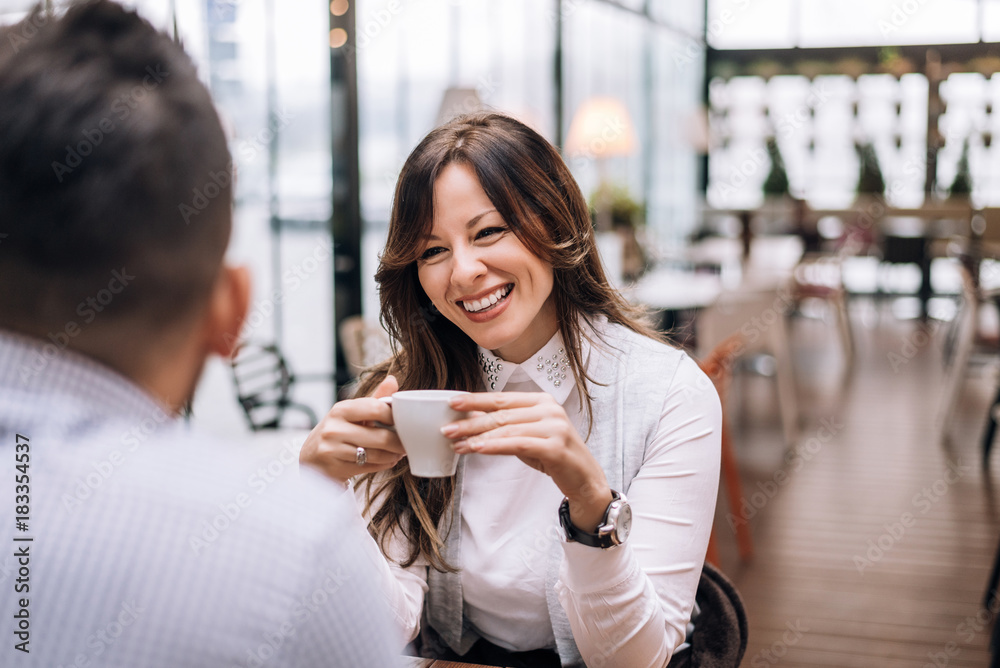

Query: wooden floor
[713,297,1000,667]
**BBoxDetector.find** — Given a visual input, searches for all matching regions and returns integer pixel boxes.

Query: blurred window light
[709,0,984,48]
[329,27,347,48]
[330,0,349,17]
[706,0,796,49]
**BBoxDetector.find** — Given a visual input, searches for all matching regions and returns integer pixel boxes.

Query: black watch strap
[559,490,627,549]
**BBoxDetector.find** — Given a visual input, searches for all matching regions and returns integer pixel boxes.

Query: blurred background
[5,1,1000,665]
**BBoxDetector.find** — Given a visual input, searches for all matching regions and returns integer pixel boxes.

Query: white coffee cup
[382,390,469,477]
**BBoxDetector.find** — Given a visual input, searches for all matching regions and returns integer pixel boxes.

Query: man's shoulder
[48,425,353,553]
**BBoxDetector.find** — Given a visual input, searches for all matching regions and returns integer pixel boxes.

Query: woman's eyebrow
[421,209,498,240]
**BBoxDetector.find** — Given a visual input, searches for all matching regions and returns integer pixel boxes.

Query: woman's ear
[204,264,251,359]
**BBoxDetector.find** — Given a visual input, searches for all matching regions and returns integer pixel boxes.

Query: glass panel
[709,0,985,48]
[650,0,705,36]
[706,0,796,49]
[985,0,1000,42]
[799,0,979,47]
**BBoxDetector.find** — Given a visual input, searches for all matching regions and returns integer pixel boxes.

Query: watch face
[615,503,632,543]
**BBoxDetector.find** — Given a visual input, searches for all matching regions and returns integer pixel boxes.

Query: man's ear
[204,264,251,359]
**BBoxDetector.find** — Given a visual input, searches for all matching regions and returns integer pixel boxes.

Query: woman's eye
[419,246,446,261]
[476,226,507,241]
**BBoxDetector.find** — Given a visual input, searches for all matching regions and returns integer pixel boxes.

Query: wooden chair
[697,282,799,447]
[937,256,1000,460]
[791,253,854,379]
[699,334,754,566]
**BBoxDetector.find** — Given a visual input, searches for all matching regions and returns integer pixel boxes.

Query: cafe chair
[229,341,318,431]
[937,262,1000,456]
[697,282,800,447]
[666,562,749,668]
[791,253,854,379]
[699,334,754,565]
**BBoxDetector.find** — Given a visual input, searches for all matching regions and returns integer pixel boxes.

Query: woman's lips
[459,284,513,323]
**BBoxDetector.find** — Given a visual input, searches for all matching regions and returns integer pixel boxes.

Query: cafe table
[624,266,724,348]
[401,657,505,668]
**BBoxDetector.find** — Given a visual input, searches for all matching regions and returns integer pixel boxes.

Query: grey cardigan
[422,321,685,666]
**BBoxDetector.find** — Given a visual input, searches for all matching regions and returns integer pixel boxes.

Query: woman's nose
[450,247,486,286]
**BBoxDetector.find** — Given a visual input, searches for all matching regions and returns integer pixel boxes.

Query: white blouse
[353,328,721,667]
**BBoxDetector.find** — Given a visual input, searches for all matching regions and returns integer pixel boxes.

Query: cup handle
[372,396,395,431]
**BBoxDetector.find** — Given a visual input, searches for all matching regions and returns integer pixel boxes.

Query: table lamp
[565,96,637,232]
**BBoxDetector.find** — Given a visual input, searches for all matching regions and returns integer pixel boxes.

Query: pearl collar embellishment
[478,347,571,390]
[479,352,503,390]
[537,347,569,388]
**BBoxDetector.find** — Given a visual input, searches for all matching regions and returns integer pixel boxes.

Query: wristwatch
[559,490,632,549]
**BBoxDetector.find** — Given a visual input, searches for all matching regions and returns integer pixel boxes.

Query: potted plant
[848,142,886,253]
[758,137,795,237]
[590,185,648,283]
[855,142,886,197]
[609,187,648,282]
[948,139,972,200]
[763,137,790,198]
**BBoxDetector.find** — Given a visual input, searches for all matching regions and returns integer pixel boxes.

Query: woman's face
[416,162,558,364]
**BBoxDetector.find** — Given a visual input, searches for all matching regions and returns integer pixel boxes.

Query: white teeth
[462,285,511,313]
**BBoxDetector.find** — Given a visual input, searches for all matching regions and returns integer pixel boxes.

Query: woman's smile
[458,283,513,318]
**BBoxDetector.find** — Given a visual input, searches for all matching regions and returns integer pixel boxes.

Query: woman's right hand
[299,374,406,485]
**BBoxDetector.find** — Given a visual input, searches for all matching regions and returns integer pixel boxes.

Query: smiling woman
[298,112,723,668]
[417,162,557,363]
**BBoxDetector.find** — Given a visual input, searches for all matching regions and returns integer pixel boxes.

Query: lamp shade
[436,87,484,126]
[565,96,637,158]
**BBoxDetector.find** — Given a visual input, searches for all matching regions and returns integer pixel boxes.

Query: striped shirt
[0,329,401,667]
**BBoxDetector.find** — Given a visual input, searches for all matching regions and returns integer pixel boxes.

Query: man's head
[0,1,248,407]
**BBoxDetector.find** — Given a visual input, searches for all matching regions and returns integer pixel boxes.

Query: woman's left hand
[444,392,613,532]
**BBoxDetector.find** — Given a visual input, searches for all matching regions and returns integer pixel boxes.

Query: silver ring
[355,446,367,467]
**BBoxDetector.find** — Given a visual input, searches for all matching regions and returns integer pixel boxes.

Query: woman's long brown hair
[356,112,664,572]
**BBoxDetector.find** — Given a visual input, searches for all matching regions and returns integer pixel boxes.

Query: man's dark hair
[0,0,232,335]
